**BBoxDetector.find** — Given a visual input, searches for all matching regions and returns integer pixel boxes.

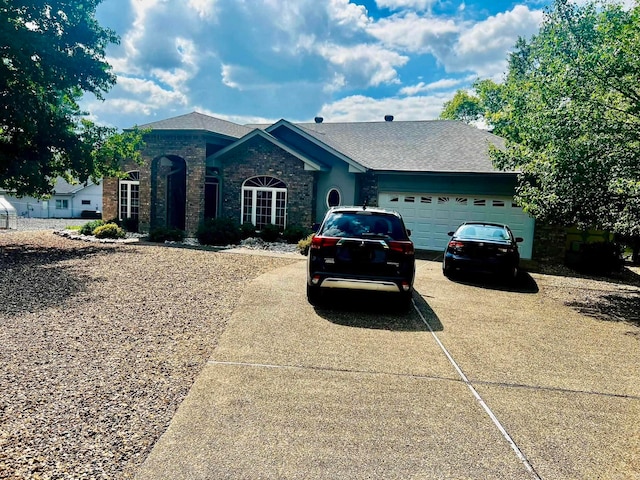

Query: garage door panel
[380,193,534,259]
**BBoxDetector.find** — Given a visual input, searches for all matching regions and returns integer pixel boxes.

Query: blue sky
[82,0,630,129]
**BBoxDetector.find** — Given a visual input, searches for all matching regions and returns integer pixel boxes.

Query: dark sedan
[443,222,523,279]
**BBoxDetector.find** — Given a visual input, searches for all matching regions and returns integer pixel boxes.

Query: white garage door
[379,193,535,259]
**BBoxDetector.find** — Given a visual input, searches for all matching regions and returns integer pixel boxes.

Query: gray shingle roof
[137,112,508,173]
[52,177,95,194]
[295,120,507,173]
[136,112,252,139]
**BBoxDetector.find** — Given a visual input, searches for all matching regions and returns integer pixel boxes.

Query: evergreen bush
[80,219,105,236]
[93,223,126,239]
[259,223,281,242]
[282,224,311,244]
[148,226,186,242]
[240,222,257,239]
[196,218,241,246]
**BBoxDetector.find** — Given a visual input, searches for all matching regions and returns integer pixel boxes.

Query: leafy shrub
[240,222,256,239]
[259,223,281,242]
[80,219,105,236]
[121,217,139,233]
[148,226,186,243]
[196,218,241,246]
[297,233,314,256]
[567,241,624,275]
[282,224,311,244]
[93,223,126,239]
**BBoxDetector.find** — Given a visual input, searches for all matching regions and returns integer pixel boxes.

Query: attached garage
[379,192,535,259]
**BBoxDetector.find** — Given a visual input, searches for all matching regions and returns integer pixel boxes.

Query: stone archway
[152,155,187,231]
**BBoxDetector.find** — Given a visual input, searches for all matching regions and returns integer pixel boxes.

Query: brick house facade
[103,112,540,259]
[103,129,323,234]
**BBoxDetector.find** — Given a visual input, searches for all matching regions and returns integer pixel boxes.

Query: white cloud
[399,76,474,95]
[318,92,453,122]
[368,5,544,80]
[220,64,243,90]
[317,43,409,87]
[375,0,438,12]
[115,76,188,106]
[367,12,460,54]
[450,5,544,77]
[194,106,279,125]
[328,0,371,28]
[323,73,347,93]
[86,0,551,129]
[187,0,219,20]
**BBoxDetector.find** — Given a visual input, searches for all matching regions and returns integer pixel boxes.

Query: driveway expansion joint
[207,359,460,384]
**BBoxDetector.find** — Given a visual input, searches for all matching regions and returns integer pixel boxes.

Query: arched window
[241,176,287,229]
[326,188,341,208]
[119,171,140,221]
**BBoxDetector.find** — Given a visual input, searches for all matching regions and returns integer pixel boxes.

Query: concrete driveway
[135,258,640,479]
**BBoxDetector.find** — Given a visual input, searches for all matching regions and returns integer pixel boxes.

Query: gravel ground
[8,218,90,232]
[0,227,298,479]
[1,220,638,478]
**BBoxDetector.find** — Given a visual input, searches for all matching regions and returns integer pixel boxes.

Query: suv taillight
[388,240,415,255]
[310,236,340,250]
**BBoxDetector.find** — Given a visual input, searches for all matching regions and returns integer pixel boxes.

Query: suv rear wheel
[307,284,322,306]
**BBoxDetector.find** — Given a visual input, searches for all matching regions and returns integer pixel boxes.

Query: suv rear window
[320,212,408,240]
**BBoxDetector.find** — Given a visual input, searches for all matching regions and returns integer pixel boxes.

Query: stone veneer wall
[531,222,567,265]
[103,133,208,234]
[357,172,379,207]
[219,135,316,228]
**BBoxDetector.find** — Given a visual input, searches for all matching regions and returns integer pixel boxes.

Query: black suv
[307,206,415,307]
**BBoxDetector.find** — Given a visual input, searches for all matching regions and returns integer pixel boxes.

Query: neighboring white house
[0,194,17,229]
[0,177,102,219]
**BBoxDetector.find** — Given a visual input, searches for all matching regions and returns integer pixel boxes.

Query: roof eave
[267,119,367,173]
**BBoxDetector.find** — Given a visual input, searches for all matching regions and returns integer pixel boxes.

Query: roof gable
[210,129,328,171]
[265,120,367,173]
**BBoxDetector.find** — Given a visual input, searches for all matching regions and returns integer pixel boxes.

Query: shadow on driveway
[311,289,443,332]
[445,270,539,294]
[566,291,640,329]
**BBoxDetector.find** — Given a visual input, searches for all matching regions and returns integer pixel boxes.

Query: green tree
[0,1,144,198]
[439,79,508,133]
[439,89,483,124]
[491,0,640,241]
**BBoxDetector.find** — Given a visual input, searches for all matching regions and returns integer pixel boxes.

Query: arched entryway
[152,155,187,231]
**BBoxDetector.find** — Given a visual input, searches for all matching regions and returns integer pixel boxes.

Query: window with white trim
[241,176,287,229]
[119,171,140,221]
[55,199,68,210]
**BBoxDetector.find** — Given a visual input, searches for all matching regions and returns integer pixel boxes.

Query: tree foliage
[439,89,483,124]
[0,0,144,197]
[491,0,640,237]
[439,79,511,133]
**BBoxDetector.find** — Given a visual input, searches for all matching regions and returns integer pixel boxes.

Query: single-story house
[1,178,102,219]
[103,112,536,259]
